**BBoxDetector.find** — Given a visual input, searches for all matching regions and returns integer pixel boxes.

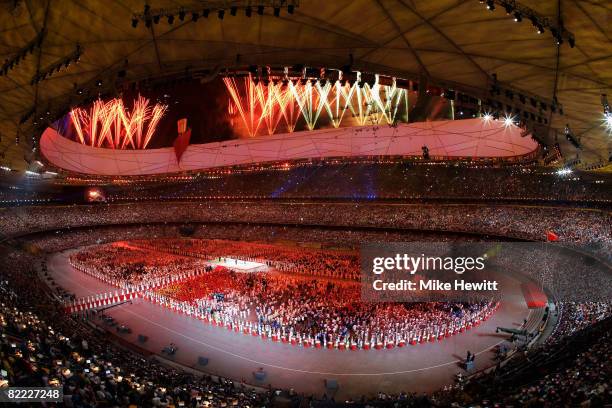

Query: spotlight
[556,168,572,176]
[486,0,495,11]
[503,114,515,127]
[230,6,237,16]
[288,4,295,14]
[482,112,493,122]
[257,5,264,15]
[513,12,522,22]
[274,7,280,17]
[604,113,612,132]
[504,4,513,14]
[218,9,224,19]
[131,18,138,28]
[245,7,252,17]
[537,25,544,34]
[167,14,174,24]
[95,79,102,87]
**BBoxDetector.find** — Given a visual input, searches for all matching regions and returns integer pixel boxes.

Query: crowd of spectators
[0,186,58,205]
[546,301,611,342]
[2,201,610,249]
[1,241,610,407]
[99,163,611,203]
[444,310,611,407]
[487,245,612,303]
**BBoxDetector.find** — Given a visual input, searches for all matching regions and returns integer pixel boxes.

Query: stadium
[0,1,611,407]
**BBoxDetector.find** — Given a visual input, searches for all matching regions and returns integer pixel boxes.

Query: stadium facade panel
[40,118,537,176]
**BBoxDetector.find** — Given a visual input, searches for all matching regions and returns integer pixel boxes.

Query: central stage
[210,257,269,273]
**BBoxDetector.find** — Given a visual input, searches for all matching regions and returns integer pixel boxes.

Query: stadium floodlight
[604,113,612,131]
[556,168,572,176]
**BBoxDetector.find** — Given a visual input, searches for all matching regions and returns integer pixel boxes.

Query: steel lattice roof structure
[0,0,610,173]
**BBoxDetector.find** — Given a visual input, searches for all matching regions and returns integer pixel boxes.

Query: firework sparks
[224,74,408,138]
[275,84,301,132]
[69,96,167,149]
[223,75,262,137]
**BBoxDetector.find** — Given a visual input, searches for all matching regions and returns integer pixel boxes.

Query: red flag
[177,118,188,134]
[173,128,191,163]
[546,231,559,242]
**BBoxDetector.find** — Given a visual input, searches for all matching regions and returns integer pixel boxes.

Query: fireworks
[70,96,167,149]
[224,74,408,138]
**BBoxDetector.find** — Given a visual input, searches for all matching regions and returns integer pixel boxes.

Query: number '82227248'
[0,387,63,403]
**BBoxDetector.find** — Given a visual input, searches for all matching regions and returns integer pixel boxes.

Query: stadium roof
[0,0,610,172]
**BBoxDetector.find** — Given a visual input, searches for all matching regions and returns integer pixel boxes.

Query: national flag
[173,128,191,163]
[546,231,559,241]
